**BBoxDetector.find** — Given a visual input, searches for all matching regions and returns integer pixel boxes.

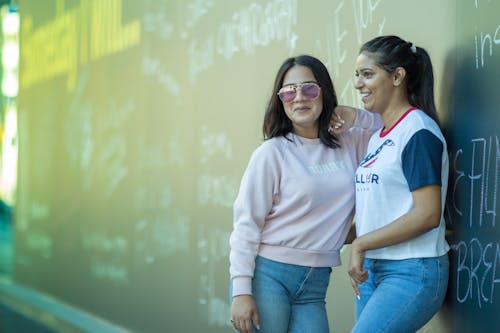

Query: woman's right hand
[231,295,260,333]
[329,105,357,134]
[348,239,368,298]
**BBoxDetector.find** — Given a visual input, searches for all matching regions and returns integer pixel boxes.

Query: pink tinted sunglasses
[277,82,321,103]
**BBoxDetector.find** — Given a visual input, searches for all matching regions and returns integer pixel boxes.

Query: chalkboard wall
[442,2,500,333]
[13,1,499,332]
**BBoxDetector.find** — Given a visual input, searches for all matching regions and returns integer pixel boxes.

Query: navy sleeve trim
[402,129,443,191]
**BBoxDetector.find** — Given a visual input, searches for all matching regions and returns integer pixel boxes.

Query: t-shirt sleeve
[402,129,443,191]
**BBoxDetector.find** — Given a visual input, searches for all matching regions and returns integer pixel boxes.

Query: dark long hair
[360,35,439,124]
[263,55,340,148]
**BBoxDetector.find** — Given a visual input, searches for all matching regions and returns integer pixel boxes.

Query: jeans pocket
[434,254,450,301]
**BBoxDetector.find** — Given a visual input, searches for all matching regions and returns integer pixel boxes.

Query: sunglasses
[277,82,321,103]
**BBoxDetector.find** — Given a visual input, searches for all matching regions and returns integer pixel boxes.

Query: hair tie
[410,43,417,54]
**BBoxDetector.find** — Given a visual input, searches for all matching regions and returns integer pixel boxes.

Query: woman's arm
[348,184,442,283]
[330,106,383,133]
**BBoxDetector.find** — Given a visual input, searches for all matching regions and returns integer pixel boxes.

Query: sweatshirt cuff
[232,276,252,297]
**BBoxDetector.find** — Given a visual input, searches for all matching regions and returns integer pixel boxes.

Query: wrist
[352,236,367,252]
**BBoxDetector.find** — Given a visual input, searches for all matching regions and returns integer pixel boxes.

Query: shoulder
[248,136,287,164]
[405,109,445,143]
[255,136,286,154]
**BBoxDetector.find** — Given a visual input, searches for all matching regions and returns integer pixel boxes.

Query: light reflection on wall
[0,5,19,205]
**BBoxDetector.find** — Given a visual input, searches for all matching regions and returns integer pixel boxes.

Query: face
[354,52,395,113]
[280,65,323,138]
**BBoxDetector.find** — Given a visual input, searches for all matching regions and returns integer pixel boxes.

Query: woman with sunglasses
[348,36,450,333]
[229,55,382,333]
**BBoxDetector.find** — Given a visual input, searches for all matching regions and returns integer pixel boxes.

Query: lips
[293,105,310,112]
[360,92,370,103]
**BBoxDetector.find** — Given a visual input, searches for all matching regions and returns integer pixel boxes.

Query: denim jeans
[351,254,449,333]
[231,256,331,333]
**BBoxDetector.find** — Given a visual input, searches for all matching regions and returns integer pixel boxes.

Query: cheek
[314,100,323,114]
[283,105,294,118]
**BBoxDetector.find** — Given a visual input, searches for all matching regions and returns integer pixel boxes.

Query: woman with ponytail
[347,35,449,333]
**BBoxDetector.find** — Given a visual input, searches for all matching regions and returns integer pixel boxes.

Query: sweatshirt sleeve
[229,141,281,296]
[349,108,384,163]
[352,108,384,130]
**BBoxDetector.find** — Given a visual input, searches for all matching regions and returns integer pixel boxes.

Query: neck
[381,102,413,130]
[293,126,319,139]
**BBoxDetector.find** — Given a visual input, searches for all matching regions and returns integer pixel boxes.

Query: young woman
[348,35,450,333]
[229,55,382,333]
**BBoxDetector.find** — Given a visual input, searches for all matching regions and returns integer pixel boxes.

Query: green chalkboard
[442,1,500,332]
[12,1,498,332]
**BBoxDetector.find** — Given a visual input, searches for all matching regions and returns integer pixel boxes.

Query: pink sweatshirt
[230,109,382,296]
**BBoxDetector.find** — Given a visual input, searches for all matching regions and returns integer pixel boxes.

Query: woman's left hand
[348,239,368,297]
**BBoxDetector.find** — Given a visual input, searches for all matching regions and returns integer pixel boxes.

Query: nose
[293,88,304,101]
[354,76,363,89]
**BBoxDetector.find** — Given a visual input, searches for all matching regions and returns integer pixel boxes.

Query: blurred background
[0,1,498,332]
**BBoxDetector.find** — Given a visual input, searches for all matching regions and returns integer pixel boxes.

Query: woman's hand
[231,295,260,333]
[329,106,357,134]
[348,239,368,298]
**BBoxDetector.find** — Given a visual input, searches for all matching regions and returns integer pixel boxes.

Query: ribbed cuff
[232,276,252,297]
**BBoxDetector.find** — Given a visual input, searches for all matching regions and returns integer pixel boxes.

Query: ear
[393,67,406,86]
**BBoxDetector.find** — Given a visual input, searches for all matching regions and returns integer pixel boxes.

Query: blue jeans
[351,254,449,333]
[231,256,331,333]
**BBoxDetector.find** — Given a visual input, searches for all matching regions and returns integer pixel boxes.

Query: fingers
[242,318,253,333]
[329,116,345,133]
[348,267,368,283]
[350,276,361,299]
[231,295,259,332]
[231,315,260,333]
[252,311,261,331]
[331,105,356,133]
[231,319,253,333]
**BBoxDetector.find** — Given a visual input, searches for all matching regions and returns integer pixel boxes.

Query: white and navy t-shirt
[355,107,450,259]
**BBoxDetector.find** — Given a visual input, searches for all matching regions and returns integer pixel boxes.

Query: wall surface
[10,1,499,332]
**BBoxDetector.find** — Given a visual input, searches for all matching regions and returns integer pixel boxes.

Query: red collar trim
[379,107,418,137]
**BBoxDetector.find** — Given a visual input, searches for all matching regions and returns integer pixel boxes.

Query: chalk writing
[184,0,214,28]
[142,55,181,96]
[328,0,385,105]
[448,135,500,308]
[352,0,384,44]
[90,260,128,284]
[200,126,233,164]
[197,226,231,327]
[451,239,500,308]
[197,174,238,208]
[26,231,53,259]
[79,99,134,197]
[198,127,237,207]
[65,68,94,171]
[133,186,190,264]
[188,0,298,82]
[143,11,174,40]
[321,1,348,78]
[449,136,499,228]
[82,230,129,284]
[474,24,500,69]
[473,0,500,69]
[134,213,190,264]
[20,0,141,91]
[29,200,50,220]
